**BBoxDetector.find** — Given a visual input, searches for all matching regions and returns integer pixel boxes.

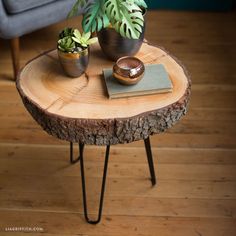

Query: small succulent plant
[72,30,98,48]
[57,28,98,53]
[59,27,74,39]
[58,36,76,53]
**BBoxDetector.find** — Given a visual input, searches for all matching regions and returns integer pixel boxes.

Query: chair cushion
[3,0,56,14]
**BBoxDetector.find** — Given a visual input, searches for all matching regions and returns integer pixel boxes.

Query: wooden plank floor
[0,10,236,236]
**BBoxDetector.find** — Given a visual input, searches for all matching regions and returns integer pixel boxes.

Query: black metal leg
[70,142,80,164]
[144,137,156,186]
[69,137,155,224]
[79,142,110,224]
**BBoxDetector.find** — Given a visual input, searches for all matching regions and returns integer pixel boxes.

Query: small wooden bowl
[113,56,145,85]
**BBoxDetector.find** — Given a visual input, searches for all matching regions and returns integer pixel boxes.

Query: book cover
[103,64,173,99]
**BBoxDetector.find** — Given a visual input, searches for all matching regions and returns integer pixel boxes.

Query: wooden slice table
[16,42,191,224]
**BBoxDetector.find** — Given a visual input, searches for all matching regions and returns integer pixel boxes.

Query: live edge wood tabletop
[16,42,191,146]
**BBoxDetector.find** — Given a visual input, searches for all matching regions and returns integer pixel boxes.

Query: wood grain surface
[16,43,191,145]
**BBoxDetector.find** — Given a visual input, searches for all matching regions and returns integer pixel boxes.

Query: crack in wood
[44,51,59,63]
[142,41,169,64]
[194,229,203,236]
[45,72,90,111]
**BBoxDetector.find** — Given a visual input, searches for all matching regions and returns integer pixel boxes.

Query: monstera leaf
[68,0,146,39]
[67,0,89,18]
[104,0,123,22]
[134,0,147,8]
[114,2,144,39]
[82,0,110,33]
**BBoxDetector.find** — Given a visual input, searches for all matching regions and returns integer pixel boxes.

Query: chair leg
[10,37,20,80]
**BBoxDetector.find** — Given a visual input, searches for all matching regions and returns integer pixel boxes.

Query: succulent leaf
[71,37,81,44]
[82,31,91,41]
[58,36,76,52]
[71,29,97,48]
[59,28,74,39]
[73,29,82,39]
[87,37,98,45]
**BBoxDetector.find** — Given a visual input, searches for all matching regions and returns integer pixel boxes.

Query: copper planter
[58,48,89,78]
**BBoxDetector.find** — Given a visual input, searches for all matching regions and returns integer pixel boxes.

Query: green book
[103,64,173,99]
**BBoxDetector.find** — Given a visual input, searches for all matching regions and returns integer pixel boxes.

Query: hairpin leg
[79,142,110,224]
[144,137,156,186]
[69,137,155,224]
[70,142,80,164]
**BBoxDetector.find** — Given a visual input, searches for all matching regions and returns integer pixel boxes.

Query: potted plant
[68,0,147,60]
[57,27,97,77]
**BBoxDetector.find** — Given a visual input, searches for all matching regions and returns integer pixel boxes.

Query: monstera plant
[69,0,148,60]
[69,0,147,39]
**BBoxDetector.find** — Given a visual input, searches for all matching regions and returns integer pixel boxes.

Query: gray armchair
[0,0,82,79]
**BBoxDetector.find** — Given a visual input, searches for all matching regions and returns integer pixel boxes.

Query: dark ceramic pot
[58,48,89,78]
[97,12,146,61]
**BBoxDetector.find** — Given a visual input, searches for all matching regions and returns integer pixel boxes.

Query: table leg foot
[79,142,110,224]
[70,142,80,164]
[144,137,157,186]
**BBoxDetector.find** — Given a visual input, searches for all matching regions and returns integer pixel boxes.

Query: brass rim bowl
[113,56,145,85]
[58,48,89,59]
